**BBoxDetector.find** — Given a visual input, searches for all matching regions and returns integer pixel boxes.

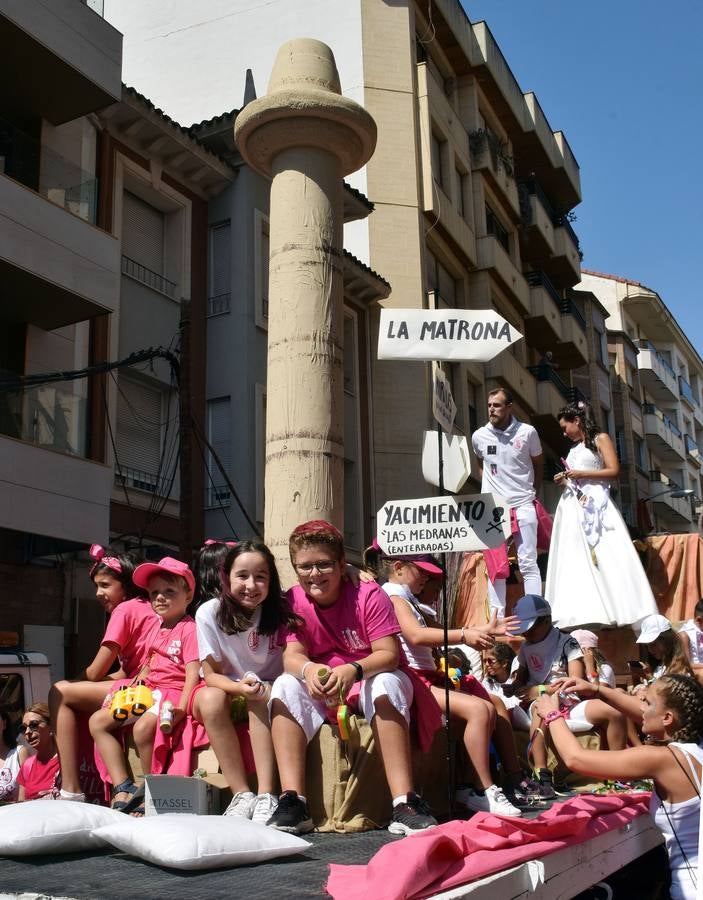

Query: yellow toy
[110,681,153,721]
[438,657,462,689]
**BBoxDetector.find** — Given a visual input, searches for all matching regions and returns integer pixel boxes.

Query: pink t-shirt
[17,753,60,800]
[286,580,400,664]
[142,616,200,690]
[102,598,157,678]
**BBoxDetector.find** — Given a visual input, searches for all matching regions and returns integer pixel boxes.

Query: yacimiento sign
[377,309,522,362]
[376,493,510,555]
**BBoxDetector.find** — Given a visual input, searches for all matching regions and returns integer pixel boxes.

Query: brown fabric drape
[644,533,703,621]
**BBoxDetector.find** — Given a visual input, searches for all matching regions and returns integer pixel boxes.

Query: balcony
[518,180,555,263]
[648,473,693,525]
[547,218,581,287]
[207,293,231,317]
[527,364,570,445]
[524,270,562,351]
[205,484,231,509]
[679,375,698,410]
[114,464,180,502]
[643,404,685,461]
[476,235,529,314]
[685,434,701,468]
[122,256,177,300]
[0,0,121,125]
[469,128,520,218]
[635,340,679,403]
[484,352,538,412]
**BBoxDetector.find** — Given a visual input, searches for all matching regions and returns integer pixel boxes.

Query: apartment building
[0,0,122,667]
[578,270,703,534]
[104,0,585,528]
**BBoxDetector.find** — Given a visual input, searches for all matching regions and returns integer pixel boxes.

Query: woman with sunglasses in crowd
[16,703,59,801]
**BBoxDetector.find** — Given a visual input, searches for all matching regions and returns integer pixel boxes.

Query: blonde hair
[657,675,703,744]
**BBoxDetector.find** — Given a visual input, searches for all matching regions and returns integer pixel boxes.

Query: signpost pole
[436,406,454,816]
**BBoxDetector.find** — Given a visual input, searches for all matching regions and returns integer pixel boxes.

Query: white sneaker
[251,792,278,825]
[455,785,521,817]
[223,791,257,818]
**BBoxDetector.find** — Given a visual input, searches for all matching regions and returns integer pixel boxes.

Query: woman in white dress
[546,400,658,628]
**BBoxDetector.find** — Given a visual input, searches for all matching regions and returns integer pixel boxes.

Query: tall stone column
[235,40,376,578]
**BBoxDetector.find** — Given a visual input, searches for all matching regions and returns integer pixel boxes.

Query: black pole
[437,417,453,816]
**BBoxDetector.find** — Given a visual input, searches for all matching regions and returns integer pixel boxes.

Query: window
[454,163,466,219]
[595,328,607,367]
[427,249,457,308]
[634,436,646,471]
[205,397,231,508]
[121,191,176,297]
[115,375,178,497]
[208,221,231,316]
[615,429,627,462]
[430,131,445,191]
[343,310,364,554]
[485,204,510,253]
[254,210,270,329]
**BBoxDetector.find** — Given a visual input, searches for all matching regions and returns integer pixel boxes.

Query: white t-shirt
[518,628,583,685]
[195,598,284,682]
[471,416,542,507]
[381,582,436,672]
[597,662,617,689]
[679,620,703,665]
[0,745,22,802]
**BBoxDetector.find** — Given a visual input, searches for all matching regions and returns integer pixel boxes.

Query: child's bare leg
[431,686,495,789]
[133,713,157,775]
[529,706,549,771]
[488,695,523,780]
[248,696,277,795]
[371,696,413,798]
[89,708,131,802]
[49,680,114,794]
[584,700,626,751]
[194,687,250,794]
[270,700,308,796]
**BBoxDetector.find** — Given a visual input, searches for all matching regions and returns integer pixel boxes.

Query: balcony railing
[114,464,174,496]
[205,484,231,508]
[636,340,676,380]
[0,380,88,457]
[649,470,681,490]
[122,256,177,299]
[643,403,682,437]
[685,434,700,461]
[559,297,587,331]
[0,116,98,223]
[527,364,571,400]
[555,215,580,252]
[207,293,231,316]
[525,270,562,306]
[519,179,557,224]
[679,375,697,406]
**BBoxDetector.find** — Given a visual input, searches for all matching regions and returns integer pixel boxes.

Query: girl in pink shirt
[90,558,205,813]
[49,545,151,801]
[16,704,59,801]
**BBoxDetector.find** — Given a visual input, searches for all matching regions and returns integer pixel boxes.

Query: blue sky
[461,0,703,356]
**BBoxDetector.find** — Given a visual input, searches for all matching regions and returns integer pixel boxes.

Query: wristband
[543,709,567,726]
[350,661,364,682]
[460,627,466,644]
[300,661,314,681]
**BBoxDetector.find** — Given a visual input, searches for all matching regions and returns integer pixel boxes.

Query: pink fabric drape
[326,793,650,900]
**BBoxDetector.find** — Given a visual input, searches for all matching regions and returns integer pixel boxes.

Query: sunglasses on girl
[18,719,48,734]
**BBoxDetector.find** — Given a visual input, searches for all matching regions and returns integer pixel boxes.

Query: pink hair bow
[204,539,238,547]
[89,543,123,574]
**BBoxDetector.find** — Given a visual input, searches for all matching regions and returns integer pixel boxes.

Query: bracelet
[350,661,364,682]
[543,709,567,727]
[300,661,314,682]
[460,626,466,644]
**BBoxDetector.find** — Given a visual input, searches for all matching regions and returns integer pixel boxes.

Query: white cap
[636,614,671,644]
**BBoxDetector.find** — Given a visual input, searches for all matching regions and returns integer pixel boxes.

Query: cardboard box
[144,775,221,816]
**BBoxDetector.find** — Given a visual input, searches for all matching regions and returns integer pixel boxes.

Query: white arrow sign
[421,430,471,493]
[376,493,510,555]
[432,363,456,433]
[377,309,522,362]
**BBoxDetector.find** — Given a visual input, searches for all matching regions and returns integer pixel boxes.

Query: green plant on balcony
[469,128,514,178]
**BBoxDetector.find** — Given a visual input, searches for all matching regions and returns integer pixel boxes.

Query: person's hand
[238,678,267,700]
[480,610,519,637]
[356,568,376,584]
[558,676,597,697]
[172,706,186,728]
[535,692,559,719]
[329,664,357,698]
[554,471,567,484]
[462,627,494,650]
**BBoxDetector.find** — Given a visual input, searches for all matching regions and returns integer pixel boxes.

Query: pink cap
[133,557,195,592]
[571,629,598,649]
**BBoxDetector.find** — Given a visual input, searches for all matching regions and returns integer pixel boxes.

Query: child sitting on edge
[267,520,438,836]
[89,558,205,813]
[503,594,626,798]
[678,598,703,684]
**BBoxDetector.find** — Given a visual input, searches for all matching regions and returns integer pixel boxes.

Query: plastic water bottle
[159,700,174,733]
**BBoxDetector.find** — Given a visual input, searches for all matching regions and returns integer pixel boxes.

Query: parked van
[0,633,52,727]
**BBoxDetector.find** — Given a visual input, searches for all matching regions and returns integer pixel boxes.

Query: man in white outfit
[471,388,543,615]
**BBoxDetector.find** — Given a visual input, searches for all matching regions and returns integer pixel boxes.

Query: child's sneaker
[266,790,313,834]
[388,793,438,835]
[223,790,257,818]
[455,785,521,817]
[251,792,278,825]
[509,776,544,804]
[536,768,557,801]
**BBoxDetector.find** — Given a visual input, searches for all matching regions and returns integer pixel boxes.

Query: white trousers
[488,502,541,615]
[269,670,414,742]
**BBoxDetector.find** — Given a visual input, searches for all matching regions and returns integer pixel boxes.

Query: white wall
[103,0,370,261]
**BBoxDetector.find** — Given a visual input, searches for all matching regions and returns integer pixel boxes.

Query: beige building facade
[578,270,703,534]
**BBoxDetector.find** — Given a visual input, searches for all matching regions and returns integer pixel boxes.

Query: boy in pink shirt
[267,521,438,836]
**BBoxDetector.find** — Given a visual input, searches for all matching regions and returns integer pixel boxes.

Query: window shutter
[210,222,231,298]
[122,191,164,274]
[207,397,231,474]
[116,377,162,477]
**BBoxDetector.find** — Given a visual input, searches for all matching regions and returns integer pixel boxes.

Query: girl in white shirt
[193,540,299,823]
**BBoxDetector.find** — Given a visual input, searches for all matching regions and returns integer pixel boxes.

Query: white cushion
[0,799,127,855]
[92,814,311,869]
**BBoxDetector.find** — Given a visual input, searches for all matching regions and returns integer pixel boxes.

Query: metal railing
[527,364,571,400]
[642,403,682,437]
[685,434,700,458]
[558,297,587,331]
[649,470,681,490]
[525,270,562,307]
[0,116,98,223]
[114,464,173,495]
[205,484,231,508]
[207,293,231,316]
[679,375,697,406]
[637,340,676,380]
[121,256,177,299]
[555,215,580,250]
[519,179,557,223]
